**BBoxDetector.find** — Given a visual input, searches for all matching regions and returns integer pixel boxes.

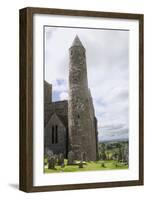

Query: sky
[44,26,129,142]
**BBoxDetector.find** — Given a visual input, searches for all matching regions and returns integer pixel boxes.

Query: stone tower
[68,35,97,161]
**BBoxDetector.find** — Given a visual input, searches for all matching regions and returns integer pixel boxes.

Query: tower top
[71,35,85,48]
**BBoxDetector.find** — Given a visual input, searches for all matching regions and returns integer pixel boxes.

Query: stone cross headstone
[47,150,53,160]
[67,151,75,165]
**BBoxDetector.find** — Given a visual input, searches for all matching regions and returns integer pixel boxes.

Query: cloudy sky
[44,26,129,142]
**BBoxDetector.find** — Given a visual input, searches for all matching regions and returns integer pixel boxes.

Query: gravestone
[81,152,87,162]
[54,154,58,164]
[79,161,83,168]
[58,153,64,166]
[48,156,56,169]
[47,150,53,160]
[61,163,65,168]
[101,162,105,168]
[67,151,75,165]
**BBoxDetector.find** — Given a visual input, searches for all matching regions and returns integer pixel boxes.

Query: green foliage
[98,140,129,162]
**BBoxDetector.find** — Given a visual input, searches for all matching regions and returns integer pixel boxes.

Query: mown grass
[44,159,128,173]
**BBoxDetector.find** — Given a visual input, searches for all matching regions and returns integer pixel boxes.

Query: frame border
[19,7,144,192]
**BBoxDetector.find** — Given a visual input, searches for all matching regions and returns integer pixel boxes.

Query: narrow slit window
[52,125,54,144]
[55,125,58,143]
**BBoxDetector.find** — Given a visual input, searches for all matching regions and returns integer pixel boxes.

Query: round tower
[68,35,97,161]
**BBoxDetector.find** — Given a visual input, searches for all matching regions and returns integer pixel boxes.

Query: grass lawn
[44,159,128,173]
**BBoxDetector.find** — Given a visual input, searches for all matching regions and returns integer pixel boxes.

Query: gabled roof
[57,114,68,128]
[45,112,68,129]
[44,100,68,127]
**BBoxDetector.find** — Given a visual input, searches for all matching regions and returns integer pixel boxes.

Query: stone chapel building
[44,36,98,161]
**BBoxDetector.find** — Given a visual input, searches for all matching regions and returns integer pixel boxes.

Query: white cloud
[52,79,68,92]
[59,92,68,100]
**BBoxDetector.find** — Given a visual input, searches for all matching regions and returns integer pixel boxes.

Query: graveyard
[44,159,128,173]
[44,140,129,173]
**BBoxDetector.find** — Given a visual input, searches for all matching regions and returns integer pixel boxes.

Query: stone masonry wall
[68,36,97,161]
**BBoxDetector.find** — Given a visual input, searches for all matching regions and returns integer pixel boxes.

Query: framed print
[19,7,144,192]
